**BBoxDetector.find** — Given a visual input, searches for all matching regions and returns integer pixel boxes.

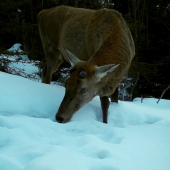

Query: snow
[0,44,170,170]
[8,60,40,80]
[0,44,40,81]
[0,72,170,170]
[4,43,29,61]
[7,43,23,53]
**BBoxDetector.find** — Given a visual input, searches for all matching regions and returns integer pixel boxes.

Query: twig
[157,85,170,104]
[130,71,140,101]
[164,23,170,32]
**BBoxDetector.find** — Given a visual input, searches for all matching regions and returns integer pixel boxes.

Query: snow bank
[7,43,29,61]
[7,43,23,53]
[0,72,170,170]
[0,44,40,81]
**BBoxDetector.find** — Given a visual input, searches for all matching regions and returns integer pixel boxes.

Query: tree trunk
[22,19,28,52]
[131,0,138,56]
[146,3,149,49]
[75,0,78,7]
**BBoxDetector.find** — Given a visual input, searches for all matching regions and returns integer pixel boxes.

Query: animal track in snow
[98,133,123,145]
[94,107,103,123]
[0,117,14,129]
[94,149,111,159]
[65,120,124,146]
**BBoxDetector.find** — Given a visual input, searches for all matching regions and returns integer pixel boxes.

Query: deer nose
[55,116,64,123]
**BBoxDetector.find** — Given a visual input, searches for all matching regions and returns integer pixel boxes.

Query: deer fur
[37,5,135,123]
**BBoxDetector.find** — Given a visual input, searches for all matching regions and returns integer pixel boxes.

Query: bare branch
[157,85,170,104]
[130,71,140,101]
[164,23,170,32]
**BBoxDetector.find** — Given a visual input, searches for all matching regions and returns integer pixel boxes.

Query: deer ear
[64,48,80,66]
[95,64,120,79]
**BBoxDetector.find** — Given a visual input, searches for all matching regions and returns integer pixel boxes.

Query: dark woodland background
[0,0,170,100]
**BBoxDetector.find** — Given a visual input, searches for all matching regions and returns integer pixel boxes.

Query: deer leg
[43,59,63,84]
[100,96,110,124]
[42,63,47,83]
[42,49,63,84]
[42,62,53,84]
[110,87,118,103]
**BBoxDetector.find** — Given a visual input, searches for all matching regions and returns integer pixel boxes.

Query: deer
[37,5,135,124]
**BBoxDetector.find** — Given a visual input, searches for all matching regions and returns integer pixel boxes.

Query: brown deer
[37,5,135,123]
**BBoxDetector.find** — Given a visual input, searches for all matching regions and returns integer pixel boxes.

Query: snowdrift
[0,71,170,170]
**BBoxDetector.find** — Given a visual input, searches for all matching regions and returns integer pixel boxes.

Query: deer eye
[80,88,86,94]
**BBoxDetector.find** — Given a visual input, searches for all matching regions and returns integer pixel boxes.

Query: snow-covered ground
[0,71,170,170]
[0,44,40,82]
[0,44,170,170]
[4,44,29,61]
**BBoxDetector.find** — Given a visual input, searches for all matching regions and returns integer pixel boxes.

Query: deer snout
[55,115,64,123]
[55,114,70,123]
